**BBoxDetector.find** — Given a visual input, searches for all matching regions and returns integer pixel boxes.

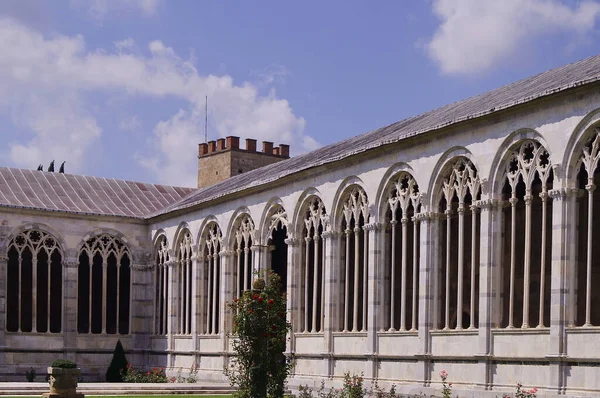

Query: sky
[1,0,600,187]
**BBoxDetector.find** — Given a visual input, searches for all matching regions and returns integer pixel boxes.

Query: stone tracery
[338,186,370,332]
[384,171,421,331]
[6,229,63,333]
[437,158,481,330]
[77,233,131,334]
[153,235,170,335]
[200,223,222,335]
[501,140,553,329]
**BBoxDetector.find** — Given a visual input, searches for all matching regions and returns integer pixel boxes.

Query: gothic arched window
[200,223,222,335]
[339,186,370,332]
[233,215,255,298]
[154,236,170,335]
[576,129,600,326]
[77,234,131,334]
[438,158,481,330]
[384,172,421,331]
[501,141,553,329]
[300,198,326,333]
[175,231,193,335]
[6,229,63,333]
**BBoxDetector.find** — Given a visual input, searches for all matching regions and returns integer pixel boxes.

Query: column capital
[0,254,7,262]
[64,259,79,268]
[321,230,342,239]
[219,249,235,258]
[414,211,441,222]
[548,188,568,201]
[165,259,176,267]
[284,237,301,246]
[474,198,499,211]
[363,222,383,232]
[131,263,154,271]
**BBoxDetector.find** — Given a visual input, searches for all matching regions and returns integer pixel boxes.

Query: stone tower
[197,136,290,189]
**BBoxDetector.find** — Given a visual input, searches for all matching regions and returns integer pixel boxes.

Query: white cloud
[71,0,160,21]
[251,64,291,86]
[0,18,314,186]
[119,115,141,132]
[427,0,600,75]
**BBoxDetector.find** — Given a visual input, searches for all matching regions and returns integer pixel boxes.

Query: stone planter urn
[43,367,84,398]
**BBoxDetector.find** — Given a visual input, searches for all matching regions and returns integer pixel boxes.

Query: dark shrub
[51,359,77,369]
[106,340,128,382]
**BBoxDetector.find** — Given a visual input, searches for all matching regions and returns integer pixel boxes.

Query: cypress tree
[106,340,128,382]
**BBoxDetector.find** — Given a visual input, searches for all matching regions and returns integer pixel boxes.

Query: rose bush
[227,270,293,398]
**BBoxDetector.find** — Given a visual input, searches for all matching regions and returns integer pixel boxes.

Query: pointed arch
[173,226,193,335]
[259,197,289,243]
[229,211,256,298]
[379,167,422,332]
[295,193,328,333]
[334,182,371,332]
[331,176,369,229]
[488,129,551,196]
[566,116,600,327]
[77,232,131,335]
[563,109,600,184]
[198,221,223,335]
[153,234,170,335]
[495,138,554,329]
[5,226,64,333]
[431,152,482,331]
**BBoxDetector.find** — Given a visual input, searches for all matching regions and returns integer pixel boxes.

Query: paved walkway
[0,382,234,395]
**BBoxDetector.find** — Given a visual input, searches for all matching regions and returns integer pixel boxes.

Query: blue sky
[1,0,600,187]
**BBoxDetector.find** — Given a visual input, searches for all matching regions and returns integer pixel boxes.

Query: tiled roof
[153,53,600,217]
[0,167,196,218]
[2,54,600,220]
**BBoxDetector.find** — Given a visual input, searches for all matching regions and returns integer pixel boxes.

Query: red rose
[248,309,253,314]
[253,294,259,299]
[268,299,274,305]
[258,297,263,302]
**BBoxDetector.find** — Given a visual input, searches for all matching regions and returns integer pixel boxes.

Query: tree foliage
[227,271,293,398]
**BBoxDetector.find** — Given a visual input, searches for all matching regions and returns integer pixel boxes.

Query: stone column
[322,230,342,377]
[130,253,153,367]
[219,249,234,368]
[475,198,500,390]
[546,188,573,394]
[190,251,200,357]
[415,212,439,386]
[167,258,178,367]
[0,253,8,367]
[62,252,78,364]
[364,222,383,380]
[250,244,261,282]
[284,238,301,360]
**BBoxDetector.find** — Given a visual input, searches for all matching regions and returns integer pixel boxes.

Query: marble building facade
[3,55,600,396]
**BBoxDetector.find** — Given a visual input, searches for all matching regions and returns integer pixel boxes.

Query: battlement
[198,136,290,159]
[197,136,290,189]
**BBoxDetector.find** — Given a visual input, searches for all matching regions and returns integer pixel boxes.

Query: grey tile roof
[0,167,196,218]
[153,53,600,217]
[2,54,600,220]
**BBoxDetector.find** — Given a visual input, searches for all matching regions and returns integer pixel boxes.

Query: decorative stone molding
[414,211,441,222]
[474,198,498,211]
[284,237,301,246]
[321,230,342,239]
[64,260,78,268]
[363,222,383,231]
[131,263,154,271]
[548,188,568,201]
